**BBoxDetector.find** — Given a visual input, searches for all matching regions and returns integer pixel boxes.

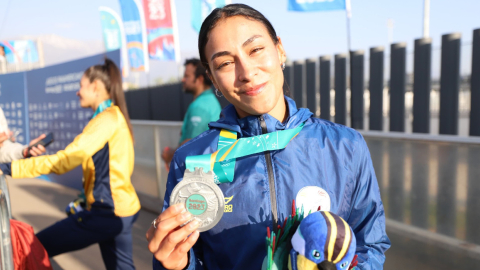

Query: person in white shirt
[0,107,46,162]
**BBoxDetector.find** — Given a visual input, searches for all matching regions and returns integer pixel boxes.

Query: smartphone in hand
[25,133,54,158]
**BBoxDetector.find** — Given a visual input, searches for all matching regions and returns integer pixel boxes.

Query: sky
[0,0,479,85]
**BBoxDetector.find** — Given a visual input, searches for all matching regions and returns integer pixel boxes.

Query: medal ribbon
[92,99,113,119]
[185,123,304,184]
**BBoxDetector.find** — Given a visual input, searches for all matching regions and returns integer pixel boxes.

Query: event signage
[118,0,150,71]
[288,0,346,12]
[142,0,179,61]
[0,50,120,189]
[0,72,29,144]
[191,0,230,33]
[99,7,130,77]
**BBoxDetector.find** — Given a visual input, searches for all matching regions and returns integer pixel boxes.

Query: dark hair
[84,58,134,140]
[198,4,279,72]
[184,58,212,87]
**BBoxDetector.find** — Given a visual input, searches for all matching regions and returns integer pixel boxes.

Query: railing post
[470,29,480,136]
[389,42,407,132]
[369,46,384,131]
[439,33,461,135]
[412,38,432,133]
[306,58,317,116]
[320,56,331,120]
[293,60,305,108]
[335,53,347,125]
[351,50,364,130]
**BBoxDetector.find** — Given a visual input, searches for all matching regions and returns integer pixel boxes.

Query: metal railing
[0,175,13,270]
[131,120,182,212]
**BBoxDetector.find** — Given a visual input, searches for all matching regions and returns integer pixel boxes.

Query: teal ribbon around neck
[92,99,113,119]
[185,123,304,184]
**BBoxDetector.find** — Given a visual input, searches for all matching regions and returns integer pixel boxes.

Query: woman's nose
[236,58,257,82]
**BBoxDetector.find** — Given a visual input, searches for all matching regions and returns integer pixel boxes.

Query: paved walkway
[7,177,156,270]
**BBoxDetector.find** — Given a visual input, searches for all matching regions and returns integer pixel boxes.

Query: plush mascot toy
[288,211,357,270]
[262,201,358,270]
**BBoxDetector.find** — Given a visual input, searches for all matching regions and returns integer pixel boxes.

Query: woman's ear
[276,36,287,64]
[207,70,219,90]
[92,79,106,96]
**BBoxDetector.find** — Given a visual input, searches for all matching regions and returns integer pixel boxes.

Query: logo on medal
[295,186,331,216]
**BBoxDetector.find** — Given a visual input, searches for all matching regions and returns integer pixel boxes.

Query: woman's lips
[243,82,267,96]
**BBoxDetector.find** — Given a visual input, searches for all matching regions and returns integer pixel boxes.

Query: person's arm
[149,156,204,270]
[0,134,47,163]
[347,134,391,270]
[0,140,25,162]
[1,111,117,178]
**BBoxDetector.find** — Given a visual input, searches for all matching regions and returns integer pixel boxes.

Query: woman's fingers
[147,210,193,253]
[153,220,200,262]
[146,203,188,240]
[163,230,200,262]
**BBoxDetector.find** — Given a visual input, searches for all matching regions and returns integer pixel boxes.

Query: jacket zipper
[259,115,278,230]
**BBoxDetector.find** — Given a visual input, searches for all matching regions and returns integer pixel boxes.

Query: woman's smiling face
[204,15,287,119]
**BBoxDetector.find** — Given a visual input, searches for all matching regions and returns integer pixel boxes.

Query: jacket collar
[209,96,313,137]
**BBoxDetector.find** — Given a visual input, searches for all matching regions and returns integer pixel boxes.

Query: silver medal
[170,168,224,232]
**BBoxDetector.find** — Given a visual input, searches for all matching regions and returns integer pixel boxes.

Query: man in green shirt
[161,58,222,170]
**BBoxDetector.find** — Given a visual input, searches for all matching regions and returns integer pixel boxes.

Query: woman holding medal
[147,4,390,270]
[0,59,140,270]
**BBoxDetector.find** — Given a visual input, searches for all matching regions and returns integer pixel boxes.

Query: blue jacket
[153,97,390,270]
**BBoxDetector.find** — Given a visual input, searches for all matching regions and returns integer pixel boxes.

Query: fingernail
[188,220,200,229]
[181,212,192,221]
[175,204,186,213]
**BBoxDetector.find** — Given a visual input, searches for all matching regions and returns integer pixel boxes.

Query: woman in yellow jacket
[0,59,140,270]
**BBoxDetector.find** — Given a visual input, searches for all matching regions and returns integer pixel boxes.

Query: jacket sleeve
[347,134,391,270]
[153,155,205,270]
[10,111,117,179]
[0,140,25,163]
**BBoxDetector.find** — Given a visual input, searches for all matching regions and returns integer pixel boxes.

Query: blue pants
[36,209,139,270]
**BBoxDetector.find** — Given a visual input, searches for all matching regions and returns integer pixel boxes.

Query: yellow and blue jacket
[1,106,140,217]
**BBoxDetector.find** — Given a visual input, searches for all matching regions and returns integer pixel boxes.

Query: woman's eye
[217,61,232,70]
[251,47,264,55]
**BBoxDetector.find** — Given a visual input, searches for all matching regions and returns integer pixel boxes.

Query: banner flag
[191,0,231,33]
[0,40,39,64]
[118,0,149,72]
[142,0,180,61]
[99,7,130,77]
[288,0,346,12]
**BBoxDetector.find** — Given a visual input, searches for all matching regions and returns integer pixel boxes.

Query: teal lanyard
[185,123,304,184]
[92,99,113,119]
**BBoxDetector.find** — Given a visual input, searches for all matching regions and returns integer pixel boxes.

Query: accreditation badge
[170,168,225,232]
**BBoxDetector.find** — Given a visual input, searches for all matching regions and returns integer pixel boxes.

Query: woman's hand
[23,134,47,158]
[146,204,200,270]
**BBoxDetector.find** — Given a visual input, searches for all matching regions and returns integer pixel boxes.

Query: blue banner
[1,50,120,189]
[118,0,149,71]
[100,9,123,51]
[99,7,129,77]
[191,0,229,33]
[288,0,346,12]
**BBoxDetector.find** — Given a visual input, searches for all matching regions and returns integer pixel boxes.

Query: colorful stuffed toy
[262,201,358,270]
[288,211,357,270]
